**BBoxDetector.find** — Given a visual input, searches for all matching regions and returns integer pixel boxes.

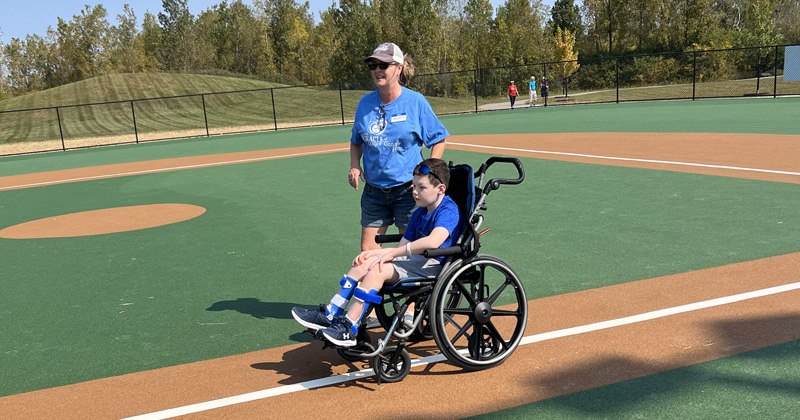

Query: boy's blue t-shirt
[402,195,463,261]
[529,80,536,91]
[350,87,449,189]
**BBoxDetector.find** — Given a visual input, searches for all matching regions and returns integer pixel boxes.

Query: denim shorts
[361,182,416,229]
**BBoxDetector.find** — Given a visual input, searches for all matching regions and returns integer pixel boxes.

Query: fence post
[270,88,278,131]
[55,107,66,151]
[615,57,619,103]
[339,82,345,125]
[692,51,697,100]
[201,94,210,137]
[130,100,139,144]
[756,52,761,95]
[473,69,478,113]
[773,45,778,98]
[543,64,548,107]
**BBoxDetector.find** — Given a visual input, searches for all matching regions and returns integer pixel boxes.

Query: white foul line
[449,142,800,177]
[122,281,800,420]
[0,147,349,191]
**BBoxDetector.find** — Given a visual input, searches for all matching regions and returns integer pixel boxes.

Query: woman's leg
[360,225,388,251]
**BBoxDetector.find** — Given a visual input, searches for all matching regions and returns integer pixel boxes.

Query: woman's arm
[349,143,365,191]
[430,139,446,159]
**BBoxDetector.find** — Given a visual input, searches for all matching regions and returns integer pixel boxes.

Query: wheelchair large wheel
[375,288,462,341]
[429,255,527,370]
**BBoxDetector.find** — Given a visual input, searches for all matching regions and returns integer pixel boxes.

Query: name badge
[390,113,407,123]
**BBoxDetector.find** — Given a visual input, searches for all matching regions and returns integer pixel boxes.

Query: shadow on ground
[206,297,297,320]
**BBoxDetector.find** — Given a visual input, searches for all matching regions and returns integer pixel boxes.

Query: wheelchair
[310,156,527,384]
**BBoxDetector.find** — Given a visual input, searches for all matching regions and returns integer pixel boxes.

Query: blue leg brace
[325,275,358,319]
[346,287,382,335]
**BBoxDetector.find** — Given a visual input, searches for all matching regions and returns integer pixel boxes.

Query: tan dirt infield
[0,132,799,418]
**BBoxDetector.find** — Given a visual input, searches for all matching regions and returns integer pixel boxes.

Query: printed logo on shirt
[368,119,385,135]
[390,113,407,123]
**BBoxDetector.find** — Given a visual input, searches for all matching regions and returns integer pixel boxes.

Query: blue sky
[1,0,555,46]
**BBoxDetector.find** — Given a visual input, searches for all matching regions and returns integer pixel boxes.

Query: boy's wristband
[406,242,412,257]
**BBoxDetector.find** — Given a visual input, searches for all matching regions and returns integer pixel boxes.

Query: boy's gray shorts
[391,255,443,279]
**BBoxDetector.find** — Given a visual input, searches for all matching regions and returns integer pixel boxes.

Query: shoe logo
[343,332,350,339]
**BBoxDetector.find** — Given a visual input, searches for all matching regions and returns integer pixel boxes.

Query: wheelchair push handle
[478,156,525,192]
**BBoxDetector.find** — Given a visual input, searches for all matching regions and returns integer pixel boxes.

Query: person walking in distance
[528,76,537,107]
[541,76,550,107]
[508,80,518,109]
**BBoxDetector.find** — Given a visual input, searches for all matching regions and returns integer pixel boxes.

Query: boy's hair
[414,158,450,189]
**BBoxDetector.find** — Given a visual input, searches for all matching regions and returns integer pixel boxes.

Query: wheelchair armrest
[424,245,463,258]
[375,234,404,244]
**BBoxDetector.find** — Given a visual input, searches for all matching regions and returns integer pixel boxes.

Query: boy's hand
[353,249,380,267]
[368,252,396,273]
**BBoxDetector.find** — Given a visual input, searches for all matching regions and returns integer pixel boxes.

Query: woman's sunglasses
[367,62,395,71]
[417,165,444,185]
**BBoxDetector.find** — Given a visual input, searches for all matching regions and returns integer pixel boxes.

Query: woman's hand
[348,167,365,191]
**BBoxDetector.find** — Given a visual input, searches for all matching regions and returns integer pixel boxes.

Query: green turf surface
[0,125,352,177]
[4,96,799,177]
[467,339,800,419]
[2,98,799,406]
[444,96,800,136]
[2,146,800,396]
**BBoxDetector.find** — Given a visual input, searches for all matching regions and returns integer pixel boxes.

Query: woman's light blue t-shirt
[351,87,449,189]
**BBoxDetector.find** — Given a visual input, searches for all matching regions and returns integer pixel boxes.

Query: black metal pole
[756,53,761,95]
[56,107,65,151]
[339,82,345,125]
[543,64,548,107]
[615,57,619,103]
[692,51,697,100]
[270,88,278,131]
[201,94,210,137]
[130,100,139,143]
[774,45,778,98]
[474,69,478,113]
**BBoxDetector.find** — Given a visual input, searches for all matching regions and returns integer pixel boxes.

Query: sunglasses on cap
[367,62,395,71]
[417,165,444,185]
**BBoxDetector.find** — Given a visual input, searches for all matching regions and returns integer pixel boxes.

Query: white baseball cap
[364,43,404,65]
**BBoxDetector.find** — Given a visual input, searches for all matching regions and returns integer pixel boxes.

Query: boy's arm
[370,229,449,271]
[404,227,449,257]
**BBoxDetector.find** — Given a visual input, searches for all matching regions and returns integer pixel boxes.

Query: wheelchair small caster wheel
[337,342,374,362]
[372,346,411,383]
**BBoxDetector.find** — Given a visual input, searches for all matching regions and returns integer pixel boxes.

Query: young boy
[291,158,462,347]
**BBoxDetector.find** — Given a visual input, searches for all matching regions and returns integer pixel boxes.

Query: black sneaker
[321,318,357,347]
[291,304,333,331]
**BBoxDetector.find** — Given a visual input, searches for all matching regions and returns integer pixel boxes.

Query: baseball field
[1,97,799,418]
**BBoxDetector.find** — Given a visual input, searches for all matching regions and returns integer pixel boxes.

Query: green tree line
[1,0,798,100]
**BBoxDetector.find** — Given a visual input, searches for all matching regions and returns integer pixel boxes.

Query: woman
[349,42,449,251]
[508,80,518,109]
[528,76,537,107]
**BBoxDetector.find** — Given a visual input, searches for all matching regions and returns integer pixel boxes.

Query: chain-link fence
[2,43,799,157]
